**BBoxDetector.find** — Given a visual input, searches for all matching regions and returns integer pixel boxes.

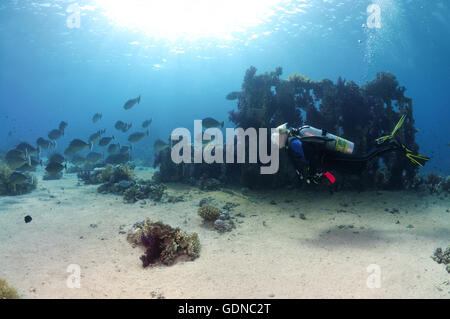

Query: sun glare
[94,0,283,40]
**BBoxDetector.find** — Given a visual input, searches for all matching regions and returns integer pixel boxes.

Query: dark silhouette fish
[48,129,63,142]
[37,137,55,150]
[86,152,103,163]
[107,143,120,155]
[99,136,114,147]
[142,119,152,128]
[202,117,224,129]
[92,113,102,123]
[16,142,38,154]
[123,95,141,110]
[128,130,149,143]
[67,139,92,154]
[49,153,65,164]
[115,121,132,132]
[45,162,66,174]
[59,121,68,133]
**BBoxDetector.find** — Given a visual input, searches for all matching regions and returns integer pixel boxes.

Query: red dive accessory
[324,172,336,184]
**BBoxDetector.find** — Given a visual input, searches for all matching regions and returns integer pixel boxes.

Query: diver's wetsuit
[287,134,403,178]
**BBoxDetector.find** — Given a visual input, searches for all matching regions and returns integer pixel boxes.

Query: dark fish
[202,117,224,129]
[9,172,28,185]
[107,143,120,155]
[86,152,103,163]
[18,156,41,171]
[115,121,132,133]
[67,139,92,153]
[123,95,141,110]
[36,137,55,150]
[64,147,75,157]
[45,162,66,174]
[71,154,86,166]
[154,139,169,152]
[6,149,29,169]
[92,113,102,123]
[16,142,38,154]
[99,136,114,147]
[119,145,132,154]
[24,215,32,223]
[49,153,65,164]
[115,120,126,130]
[128,130,149,143]
[59,121,68,133]
[89,130,106,144]
[48,129,63,141]
[142,119,152,128]
[226,91,241,100]
[104,153,130,165]
[122,123,132,133]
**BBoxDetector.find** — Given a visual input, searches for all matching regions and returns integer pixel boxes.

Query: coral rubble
[77,165,166,203]
[126,219,200,267]
[198,204,235,233]
[432,246,450,273]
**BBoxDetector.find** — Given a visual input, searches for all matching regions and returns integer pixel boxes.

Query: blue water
[1,0,449,174]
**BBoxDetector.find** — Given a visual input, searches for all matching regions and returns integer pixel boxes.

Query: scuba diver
[271,115,430,184]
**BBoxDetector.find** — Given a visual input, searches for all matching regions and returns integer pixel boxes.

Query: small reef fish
[123,95,141,110]
[119,145,132,154]
[67,139,92,153]
[9,172,28,185]
[107,143,120,155]
[89,130,106,145]
[128,130,148,143]
[202,117,224,129]
[49,153,65,164]
[48,129,63,141]
[99,136,115,147]
[226,91,241,101]
[36,137,55,150]
[70,154,86,166]
[92,113,102,123]
[86,152,103,163]
[59,121,68,133]
[5,149,30,170]
[16,142,38,154]
[153,139,170,152]
[115,121,133,133]
[142,119,152,128]
[45,162,66,174]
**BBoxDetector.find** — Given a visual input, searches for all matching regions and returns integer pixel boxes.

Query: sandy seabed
[0,168,449,299]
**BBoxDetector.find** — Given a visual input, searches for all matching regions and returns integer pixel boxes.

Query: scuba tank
[297,125,355,155]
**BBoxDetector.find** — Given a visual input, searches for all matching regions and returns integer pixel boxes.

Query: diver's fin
[376,114,406,145]
[401,145,430,167]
